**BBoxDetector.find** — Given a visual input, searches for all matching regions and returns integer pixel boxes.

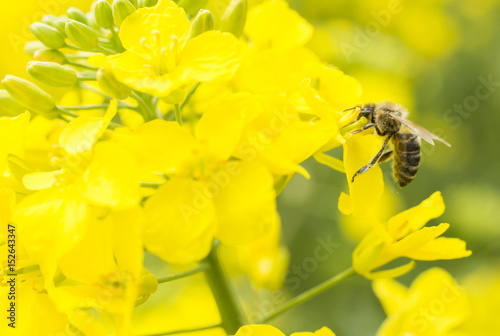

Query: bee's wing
[388,113,452,147]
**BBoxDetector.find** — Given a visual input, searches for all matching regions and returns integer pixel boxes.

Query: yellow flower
[233,325,336,336]
[14,101,141,285]
[352,192,471,279]
[115,94,278,264]
[245,0,313,51]
[373,268,469,336]
[49,206,150,336]
[221,217,289,290]
[91,0,242,102]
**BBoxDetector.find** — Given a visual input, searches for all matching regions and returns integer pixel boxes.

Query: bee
[349,101,451,187]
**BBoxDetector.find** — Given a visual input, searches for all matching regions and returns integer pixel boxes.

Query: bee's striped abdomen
[393,132,421,187]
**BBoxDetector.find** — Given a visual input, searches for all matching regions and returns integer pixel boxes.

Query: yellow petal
[405,236,472,261]
[390,223,450,258]
[343,133,385,218]
[372,278,409,316]
[144,177,216,264]
[179,30,242,82]
[59,100,117,155]
[388,191,445,239]
[0,111,30,175]
[83,141,141,208]
[0,188,15,243]
[234,325,286,336]
[114,119,197,174]
[112,206,145,277]
[214,161,276,245]
[22,170,62,190]
[317,67,362,112]
[14,184,88,285]
[292,327,337,336]
[246,0,313,50]
[195,93,256,160]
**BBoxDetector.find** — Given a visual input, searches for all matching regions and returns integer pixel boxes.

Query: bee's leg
[375,125,386,136]
[378,150,393,163]
[351,134,394,182]
[350,123,375,135]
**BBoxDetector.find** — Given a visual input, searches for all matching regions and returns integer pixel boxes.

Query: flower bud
[66,19,99,50]
[27,61,77,88]
[177,0,209,17]
[41,14,59,26]
[67,7,89,25]
[97,68,132,99]
[94,0,114,29]
[113,0,136,27]
[53,19,68,37]
[33,49,66,64]
[0,90,25,117]
[221,0,247,38]
[30,22,66,49]
[24,41,46,57]
[127,0,138,9]
[190,9,214,38]
[2,75,57,117]
[138,0,158,8]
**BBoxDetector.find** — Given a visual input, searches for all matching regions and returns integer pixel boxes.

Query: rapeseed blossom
[0,0,474,335]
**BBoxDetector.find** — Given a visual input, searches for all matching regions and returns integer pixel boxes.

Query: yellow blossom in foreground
[233,325,336,336]
[115,94,278,264]
[351,192,471,279]
[91,0,242,102]
[373,268,469,336]
[14,101,141,286]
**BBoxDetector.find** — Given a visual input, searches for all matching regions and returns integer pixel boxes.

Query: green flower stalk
[97,68,132,99]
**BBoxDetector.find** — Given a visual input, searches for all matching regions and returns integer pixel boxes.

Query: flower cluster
[0,0,472,335]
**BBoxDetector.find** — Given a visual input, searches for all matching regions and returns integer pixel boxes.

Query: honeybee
[349,101,451,187]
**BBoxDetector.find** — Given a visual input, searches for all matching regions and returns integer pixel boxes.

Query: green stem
[132,92,156,121]
[77,75,97,81]
[258,267,355,323]
[139,324,222,336]
[66,61,98,71]
[157,263,209,284]
[180,82,200,110]
[140,182,164,189]
[204,242,247,334]
[79,83,112,99]
[61,103,136,110]
[174,103,182,126]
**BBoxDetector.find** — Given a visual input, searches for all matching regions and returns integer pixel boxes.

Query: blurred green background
[2,0,500,335]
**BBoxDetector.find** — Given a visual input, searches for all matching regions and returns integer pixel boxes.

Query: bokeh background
[2,0,500,335]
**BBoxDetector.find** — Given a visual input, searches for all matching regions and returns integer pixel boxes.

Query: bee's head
[359,103,375,118]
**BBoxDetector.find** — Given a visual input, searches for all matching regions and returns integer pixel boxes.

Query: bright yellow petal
[0,188,15,243]
[372,278,409,316]
[388,191,445,239]
[214,161,276,245]
[195,93,256,160]
[22,170,62,190]
[405,236,472,261]
[317,67,362,112]
[144,177,216,264]
[179,30,242,82]
[292,327,337,336]
[343,133,385,218]
[83,141,141,208]
[114,119,197,174]
[59,100,117,155]
[246,0,313,50]
[0,111,30,175]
